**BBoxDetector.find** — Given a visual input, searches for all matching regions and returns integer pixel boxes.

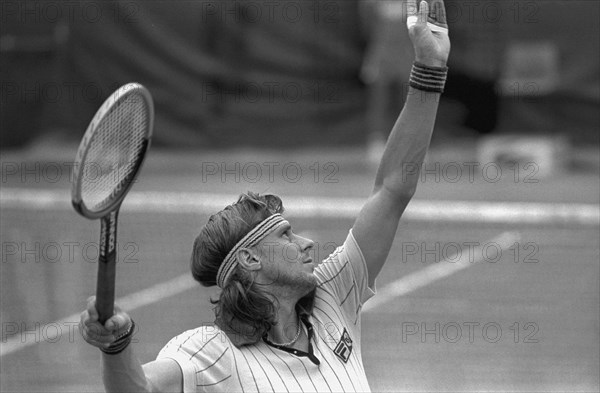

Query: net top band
[216,214,287,288]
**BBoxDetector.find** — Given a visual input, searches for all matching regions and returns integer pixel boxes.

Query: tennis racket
[71,82,154,324]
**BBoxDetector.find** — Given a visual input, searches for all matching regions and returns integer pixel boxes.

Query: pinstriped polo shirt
[157,229,376,392]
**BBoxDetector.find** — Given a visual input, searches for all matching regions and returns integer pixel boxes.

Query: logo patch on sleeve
[333,328,353,363]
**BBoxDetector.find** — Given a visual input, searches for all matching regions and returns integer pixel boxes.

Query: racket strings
[81,94,149,212]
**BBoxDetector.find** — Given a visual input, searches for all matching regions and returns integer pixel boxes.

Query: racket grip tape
[96,210,119,325]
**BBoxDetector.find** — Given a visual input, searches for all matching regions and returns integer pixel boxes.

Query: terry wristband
[409,62,448,93]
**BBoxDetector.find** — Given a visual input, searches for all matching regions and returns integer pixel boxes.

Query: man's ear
[236,248,261,271]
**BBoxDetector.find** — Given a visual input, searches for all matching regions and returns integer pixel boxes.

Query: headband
[216,214,287,288]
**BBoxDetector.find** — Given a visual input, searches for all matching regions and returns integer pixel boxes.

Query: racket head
[71,83,154,219]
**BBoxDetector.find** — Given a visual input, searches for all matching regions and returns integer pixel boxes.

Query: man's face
[254,219,317,293]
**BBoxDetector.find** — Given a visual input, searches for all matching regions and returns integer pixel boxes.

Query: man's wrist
[101,319,136,355]
[414,57,447,68]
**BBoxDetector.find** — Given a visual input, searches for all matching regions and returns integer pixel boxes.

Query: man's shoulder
[315,230,365,281]
[157,324,235,388]
[164,324,232,353]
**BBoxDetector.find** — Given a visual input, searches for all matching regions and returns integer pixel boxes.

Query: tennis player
[80,0,450,391]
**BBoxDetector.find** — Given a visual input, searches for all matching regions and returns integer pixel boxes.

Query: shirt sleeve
[314,229,376,321]
[157,327,233,393]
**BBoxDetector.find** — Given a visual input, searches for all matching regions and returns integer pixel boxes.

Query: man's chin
[276,271,318,295]
[302,274,318,293]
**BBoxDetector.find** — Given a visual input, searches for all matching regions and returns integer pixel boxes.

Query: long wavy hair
[191,192,284,339]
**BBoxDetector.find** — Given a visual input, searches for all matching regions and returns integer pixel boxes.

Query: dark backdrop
[1,1,598,148]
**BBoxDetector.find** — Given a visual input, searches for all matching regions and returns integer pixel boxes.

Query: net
[80,93,149,213]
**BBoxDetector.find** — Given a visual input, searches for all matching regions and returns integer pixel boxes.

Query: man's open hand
[407,0,451,67]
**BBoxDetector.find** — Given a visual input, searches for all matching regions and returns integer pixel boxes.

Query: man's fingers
[80,310,91,326]
[80,309,114,339]
[407,0,449,34]
[429,0,448,28]
[83,296,129,333]
[406,0,418,17]
[82,321,115,340]
[86,296,99,321]
[81,310,100,329]
[418,0,429,23]
[80,297,130,349]
[407,0,428,30]
[81,326,114,347]
[105,313,129,332]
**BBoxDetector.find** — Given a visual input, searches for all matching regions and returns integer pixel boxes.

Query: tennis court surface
[1,146,599,392]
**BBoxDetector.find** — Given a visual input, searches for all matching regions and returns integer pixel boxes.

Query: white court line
[1,231,518,356]
[363,231,521,312]
[1,188,599,225]
[0,274,197,357]
[0,185,594,356]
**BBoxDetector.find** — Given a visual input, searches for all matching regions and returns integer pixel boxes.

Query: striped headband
[216,213,287,288]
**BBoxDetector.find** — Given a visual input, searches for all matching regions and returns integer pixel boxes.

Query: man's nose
[297,235,314,251]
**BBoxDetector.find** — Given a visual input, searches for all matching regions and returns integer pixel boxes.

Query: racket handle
[96,210,119,325]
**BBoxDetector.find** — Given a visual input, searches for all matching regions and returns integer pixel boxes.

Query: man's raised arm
[352,0,451,286]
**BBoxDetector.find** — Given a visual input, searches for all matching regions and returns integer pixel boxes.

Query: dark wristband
[409,62,448,93]
[101,320,135,355]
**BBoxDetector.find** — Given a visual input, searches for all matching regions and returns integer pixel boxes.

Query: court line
[1,188,599,225]
[363,231,521,312]
[1,231,517,356]
[1,274,198,357]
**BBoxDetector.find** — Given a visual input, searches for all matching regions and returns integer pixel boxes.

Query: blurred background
[1,0,598,150]
[1,1,599,392]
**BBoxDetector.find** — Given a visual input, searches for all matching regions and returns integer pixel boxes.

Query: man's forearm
[373,87,440,198]
[102,346,151,392]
